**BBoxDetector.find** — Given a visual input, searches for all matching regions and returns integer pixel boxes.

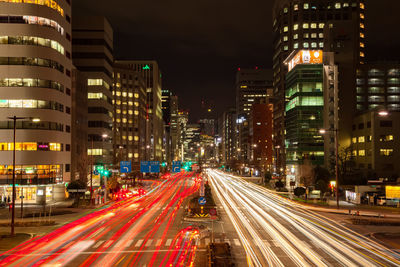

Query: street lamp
[319,128,339,209]
[378,110,389,117]
[7,116,40,236]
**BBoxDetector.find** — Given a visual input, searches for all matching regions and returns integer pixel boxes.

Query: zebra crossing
[69,237,284,251]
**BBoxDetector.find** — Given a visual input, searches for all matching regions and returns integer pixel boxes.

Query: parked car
[377,196,386,206]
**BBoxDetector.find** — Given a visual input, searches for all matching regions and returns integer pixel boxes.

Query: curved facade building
[0,0,72,202]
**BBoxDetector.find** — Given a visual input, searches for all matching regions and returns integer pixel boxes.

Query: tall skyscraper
[113,63,147,171]
[161,89,172,162]
[272,0,365,172]
[72,16,114,167]
[235,68,273,162]
[221,108,237,165]
[118,61,163,161]
[0,0,72,202]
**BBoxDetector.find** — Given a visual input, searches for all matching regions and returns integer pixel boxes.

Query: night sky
[73,0,400,122]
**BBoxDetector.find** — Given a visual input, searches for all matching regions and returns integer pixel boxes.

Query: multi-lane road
[207,169,400,267]
[0,172,200,267]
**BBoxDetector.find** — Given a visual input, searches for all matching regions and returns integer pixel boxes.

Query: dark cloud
[73,0,400,122]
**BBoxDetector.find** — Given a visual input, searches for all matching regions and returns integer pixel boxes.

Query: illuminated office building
[113,63,147,171]
[117,61,163,161]
[72,16,114,167]
[0,0,72,202]
[273,0,365,172]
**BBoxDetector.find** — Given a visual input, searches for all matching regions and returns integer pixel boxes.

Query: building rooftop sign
[285,50,323,72]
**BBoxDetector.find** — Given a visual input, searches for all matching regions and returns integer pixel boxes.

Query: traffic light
[99,169,111,177]
[161,162,167,167]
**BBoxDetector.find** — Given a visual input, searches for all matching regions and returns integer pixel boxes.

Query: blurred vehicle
[377,196,386,206]
[114,189,133,201]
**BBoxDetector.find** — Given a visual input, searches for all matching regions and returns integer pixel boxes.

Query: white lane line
[125,239,134,247]
[145,239,153,247]
[165,239,172,246]
[103,240,113,248]
[234,239,241,246]
[93,240,105,249]
[135,239,144,247]
[155,239,162,246]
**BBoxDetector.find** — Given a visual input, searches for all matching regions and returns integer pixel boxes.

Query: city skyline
[73,0,400,121]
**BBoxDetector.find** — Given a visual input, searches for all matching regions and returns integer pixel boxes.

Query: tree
[107,176,120,193]
[275,180,284,189]
[294,187,306,197]
[264,172,272,184]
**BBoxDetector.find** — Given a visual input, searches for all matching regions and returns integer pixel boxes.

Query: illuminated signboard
[386,186,400,199]
[142,65,150,70]
[287,50,323,72]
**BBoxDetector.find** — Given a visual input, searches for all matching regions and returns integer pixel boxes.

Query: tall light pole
[7,116,40,236]
[320,128,339,209]
[89,137,94,205]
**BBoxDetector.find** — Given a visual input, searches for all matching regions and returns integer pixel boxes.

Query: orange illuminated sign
[386,186,400,199]
[287,50,323,72]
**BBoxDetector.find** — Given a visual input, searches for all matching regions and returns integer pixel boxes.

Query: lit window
[116,109,121,114]
[310,23,317,29]
[303,3,309,9]
[303,23,309,29]
[134,110,139,115]
[293,24,299,30]
[122,92,127,97]
[284,7,288,13]
[128,93,133,98]
[360,32,365,38]
[319,23,325,29]
[284,45,288,51]
[335,3,341,9]
[360,42,365,48]
[134,136,139,141]
[128,136,133,141]
[358,136,365,143]
[311,33,317,38]
[88,93,103,99]
[358,150,365,156]
[294,4,298,11]
[116,100,121,105]
[380,149,393,156]
[352,137,357,144]
[134,153,139,158]
[128,153,133,158]
[128,110,133,115]
[360,3,365,9]
[49,143,61,151]
[283,26,288,32]
[116,91,121,96]
[303,33,309,38]
[319,42,324,48]
[293,34,298,39]
[293,43,298,49]
[311,42,317,48]
[360,23,365,29]
[343,3,349,8]
[134,93,139,98]
[122,118,127,123]
[88,79,102,86]
[360,52,365,57]
[134,102,139,107]
[303,42,309,48]
[319,33,324,38]
[122,110,127,114]
[352,150,357,156]
[116,118,120,123]
[122,136,127,140]
[360,13,365,19]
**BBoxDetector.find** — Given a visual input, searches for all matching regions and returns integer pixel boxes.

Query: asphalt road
[207,169,400,267]
[0,172,200,267]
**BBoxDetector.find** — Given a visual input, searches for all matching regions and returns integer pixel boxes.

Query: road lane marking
[103,240,113,248]
[165,239,172,246]
[234,239,241,246]
[125,239,134,247]
[145,239,153,247]
[135,240,144,247]
[263,240,271,247]
[93,240,105,249]
[155,239,162,246]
